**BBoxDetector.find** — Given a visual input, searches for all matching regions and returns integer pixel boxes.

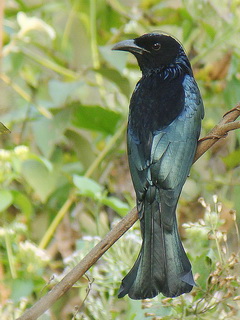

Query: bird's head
[112,33,190,75]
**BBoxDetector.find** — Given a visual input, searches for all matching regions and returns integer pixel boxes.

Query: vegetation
[1,0,240,319]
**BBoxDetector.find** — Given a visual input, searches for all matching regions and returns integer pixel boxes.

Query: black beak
[112,39,150,55]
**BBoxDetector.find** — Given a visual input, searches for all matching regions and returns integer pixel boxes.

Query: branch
[194,105,240,162]
[17,104,240,320]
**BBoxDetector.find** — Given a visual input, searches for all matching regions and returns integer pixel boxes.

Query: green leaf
[72,104,122,134]
[11,279,34,302]
[201,22,216,39]
[48,79,83,106]
[21,160,59,202]
[0,190,13,211]
[222,149,240,169]
[192,252,212,289]
[99,45,128,72]
[224,76,240,107]
[96,67,130,97]
[206,248,216,265]
[73,175,103,199]
[32,109,71,158]
[65,129,95,171]
[182,18,194,41]
[12,190,33,218]
[102,196,130,216]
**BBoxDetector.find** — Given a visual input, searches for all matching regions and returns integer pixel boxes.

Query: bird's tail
[118,197,195,299]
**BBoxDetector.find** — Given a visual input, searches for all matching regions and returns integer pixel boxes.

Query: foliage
[1,0,240,319]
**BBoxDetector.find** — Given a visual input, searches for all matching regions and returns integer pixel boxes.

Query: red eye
[152,42,161,51]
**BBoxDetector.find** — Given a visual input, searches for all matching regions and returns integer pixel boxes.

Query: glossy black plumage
[112,33,204,299]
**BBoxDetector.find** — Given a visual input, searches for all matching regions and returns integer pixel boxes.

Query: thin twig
[16,105,240,320]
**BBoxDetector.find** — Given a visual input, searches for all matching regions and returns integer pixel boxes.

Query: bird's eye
[152,42,161,51]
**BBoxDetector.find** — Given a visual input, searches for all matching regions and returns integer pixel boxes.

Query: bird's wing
[127,75,204,222]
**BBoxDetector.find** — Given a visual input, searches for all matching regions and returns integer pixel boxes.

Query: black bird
[112,33,204,300]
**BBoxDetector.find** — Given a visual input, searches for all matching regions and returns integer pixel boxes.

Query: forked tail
[118,199,195,299]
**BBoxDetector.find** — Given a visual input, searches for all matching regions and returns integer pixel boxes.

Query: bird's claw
[223,105,240,117]
[198,132,228,142]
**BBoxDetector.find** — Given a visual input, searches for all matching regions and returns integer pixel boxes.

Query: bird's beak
[112,39,150,55]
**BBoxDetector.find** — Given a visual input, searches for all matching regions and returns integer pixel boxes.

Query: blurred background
[1,0,240,319]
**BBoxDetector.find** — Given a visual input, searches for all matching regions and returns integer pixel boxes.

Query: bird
[112,32,204,300]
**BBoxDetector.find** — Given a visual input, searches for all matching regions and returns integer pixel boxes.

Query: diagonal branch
[194,105,240,162]
[17,104,240,320]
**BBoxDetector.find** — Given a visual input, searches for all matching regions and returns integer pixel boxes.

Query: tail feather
[118,198,195,299]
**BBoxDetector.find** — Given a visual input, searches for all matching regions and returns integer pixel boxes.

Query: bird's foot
[198,132,228,142]
[223,105,240,117]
